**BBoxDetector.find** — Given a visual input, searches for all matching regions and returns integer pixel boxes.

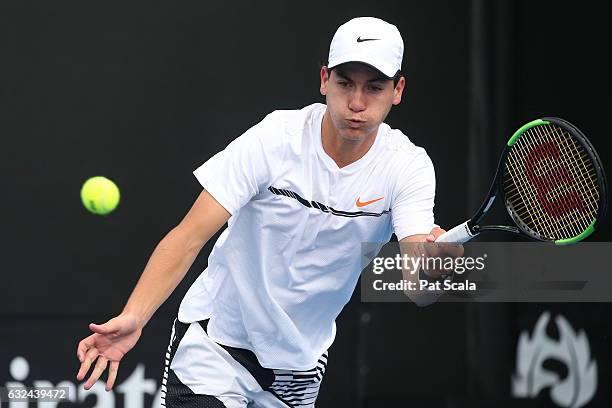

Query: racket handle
[435,220,476,243]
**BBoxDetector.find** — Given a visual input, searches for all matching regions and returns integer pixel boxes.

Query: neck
[321,111,378,168]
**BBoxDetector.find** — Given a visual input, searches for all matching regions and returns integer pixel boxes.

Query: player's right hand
[76,313,142,391]
[421,227,465,278]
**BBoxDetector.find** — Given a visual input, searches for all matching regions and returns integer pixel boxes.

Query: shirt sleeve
[391,152,436,241]
[193,113,284,215]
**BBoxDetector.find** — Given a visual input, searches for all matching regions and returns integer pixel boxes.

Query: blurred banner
[355,303,611,408]
[0,317,171,407]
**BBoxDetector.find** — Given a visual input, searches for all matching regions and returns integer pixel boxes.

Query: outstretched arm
[76,189,231,390]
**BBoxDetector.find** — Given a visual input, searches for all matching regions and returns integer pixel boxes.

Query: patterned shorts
[160,319,328,408]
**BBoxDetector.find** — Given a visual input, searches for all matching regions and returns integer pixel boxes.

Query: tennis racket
[436,117,607,244]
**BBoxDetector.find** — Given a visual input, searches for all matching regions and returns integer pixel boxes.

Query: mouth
[346,119,366,128]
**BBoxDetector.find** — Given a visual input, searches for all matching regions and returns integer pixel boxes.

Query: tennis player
[76,16,460,407]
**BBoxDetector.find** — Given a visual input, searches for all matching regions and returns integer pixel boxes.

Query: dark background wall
[1,1,610,407]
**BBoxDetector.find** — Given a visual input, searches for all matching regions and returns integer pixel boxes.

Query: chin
[342,126,375,140]
[339,130,367,141]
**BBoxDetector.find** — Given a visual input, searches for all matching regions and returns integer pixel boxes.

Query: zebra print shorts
[160,318,328,408]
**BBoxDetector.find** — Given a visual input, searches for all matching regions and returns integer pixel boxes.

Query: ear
[392,76,405,105]
[320,66,330,96]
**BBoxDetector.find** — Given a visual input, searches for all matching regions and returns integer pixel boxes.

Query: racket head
[500,117,607,244]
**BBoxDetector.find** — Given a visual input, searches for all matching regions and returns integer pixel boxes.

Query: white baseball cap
[327,17,404,78]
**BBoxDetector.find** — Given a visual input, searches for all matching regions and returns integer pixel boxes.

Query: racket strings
[507,127,596,239]
[503,123,600,240]
[519,128,590,238]
[551,127,599,230]
[540,125,599,228]
[533,127,594,238]
[504,154,540,231]
[505,129,562,237]
[505,125,598,239]
[505,137,562,238]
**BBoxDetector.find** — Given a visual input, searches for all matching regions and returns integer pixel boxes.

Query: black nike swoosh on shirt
[356,37,380,43]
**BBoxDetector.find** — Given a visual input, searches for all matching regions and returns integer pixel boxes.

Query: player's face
[320,62,405,141]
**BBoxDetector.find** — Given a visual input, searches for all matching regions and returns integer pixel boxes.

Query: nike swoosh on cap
[356,36,380,43]
[356,196,384,207]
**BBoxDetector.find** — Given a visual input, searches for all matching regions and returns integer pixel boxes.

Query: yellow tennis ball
[80,176,120,215]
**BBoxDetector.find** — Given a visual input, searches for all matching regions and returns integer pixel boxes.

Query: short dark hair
[322,62,402,87]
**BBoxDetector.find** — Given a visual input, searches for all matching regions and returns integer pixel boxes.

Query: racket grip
[435,220,476,243]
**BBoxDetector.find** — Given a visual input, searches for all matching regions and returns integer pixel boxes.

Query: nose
[348,88,366,112]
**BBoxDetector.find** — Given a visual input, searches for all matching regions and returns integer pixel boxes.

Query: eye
[368,84,383,92]
[337,81,350,87]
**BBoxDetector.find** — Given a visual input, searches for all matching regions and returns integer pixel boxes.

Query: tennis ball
[80,176,120,215]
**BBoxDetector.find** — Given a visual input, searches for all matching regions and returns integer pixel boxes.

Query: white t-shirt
[178,103,435,370]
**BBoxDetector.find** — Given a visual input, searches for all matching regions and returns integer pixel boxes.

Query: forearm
[121,226,204,327]
[399,235,443,307]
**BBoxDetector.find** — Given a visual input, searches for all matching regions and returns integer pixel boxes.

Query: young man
[75,17,457,407]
